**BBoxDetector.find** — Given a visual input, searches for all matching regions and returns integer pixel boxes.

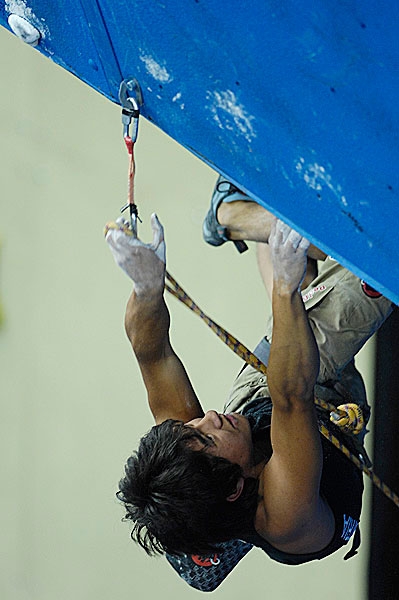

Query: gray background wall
[0,29,375,600]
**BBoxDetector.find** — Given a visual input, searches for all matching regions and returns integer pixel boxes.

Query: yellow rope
[165,271,399,509]
[165,272,348,420]
[104,220,399,508]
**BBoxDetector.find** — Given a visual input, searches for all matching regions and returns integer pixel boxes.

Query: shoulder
[253,473,335,554]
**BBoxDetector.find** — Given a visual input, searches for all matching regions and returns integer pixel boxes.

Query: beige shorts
[224,258,393,415]
[298,257,393,383]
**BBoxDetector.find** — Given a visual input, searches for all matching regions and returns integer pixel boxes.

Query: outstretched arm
[106,215,204,424]
[259,219,334,553]
[267,221,319,405]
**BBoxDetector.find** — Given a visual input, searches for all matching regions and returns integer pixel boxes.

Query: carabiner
[119,78,143,142]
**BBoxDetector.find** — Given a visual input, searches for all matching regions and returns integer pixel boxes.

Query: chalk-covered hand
[269,218,310,294]
[105,213,166,295]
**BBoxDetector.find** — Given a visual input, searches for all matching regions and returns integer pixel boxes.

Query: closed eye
[184,424,215,447]
[200,432,216,447]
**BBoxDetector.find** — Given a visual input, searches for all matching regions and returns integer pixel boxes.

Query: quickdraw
[118,78,143,237]
[108,79,399,508]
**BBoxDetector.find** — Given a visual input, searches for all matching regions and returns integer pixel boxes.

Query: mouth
[223,413,238,429]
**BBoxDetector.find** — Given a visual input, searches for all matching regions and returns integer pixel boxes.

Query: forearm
[268,287,319,406]
[261,220,328,539]
[125,286,204,423]
[125,287,172,364]
[107,216,203,422]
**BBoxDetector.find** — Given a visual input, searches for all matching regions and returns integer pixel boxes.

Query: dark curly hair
[117,419,258,556]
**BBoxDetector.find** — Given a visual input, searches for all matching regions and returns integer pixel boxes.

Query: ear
[226,477,245,502]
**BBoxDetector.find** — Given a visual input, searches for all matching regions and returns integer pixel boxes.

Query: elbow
[268,374,316,410]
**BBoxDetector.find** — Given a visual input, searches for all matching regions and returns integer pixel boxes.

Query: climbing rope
[110,82,399,508]
[165,271,399,508]
[166,271,349,420]
[105,221,399,507]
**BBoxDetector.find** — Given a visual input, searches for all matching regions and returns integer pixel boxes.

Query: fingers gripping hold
[270,219,310,252]
[105,213,166,263]
[298,236,311,252]
[287,229,301,250]
[105,214,166,293]
[269,219,310,293]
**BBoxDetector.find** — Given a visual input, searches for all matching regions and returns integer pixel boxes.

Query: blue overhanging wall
[1,0,398,302]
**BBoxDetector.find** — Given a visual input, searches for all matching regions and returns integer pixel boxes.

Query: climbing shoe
[202,175,249,253]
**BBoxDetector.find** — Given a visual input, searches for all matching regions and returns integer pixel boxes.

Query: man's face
[185,410,254,476]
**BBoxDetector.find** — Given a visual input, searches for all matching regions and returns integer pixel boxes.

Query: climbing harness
[107,80,399,509]
[166,273,399,508]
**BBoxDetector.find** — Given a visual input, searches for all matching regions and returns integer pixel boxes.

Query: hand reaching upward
[105,213,166,296]
[269,218,310,295]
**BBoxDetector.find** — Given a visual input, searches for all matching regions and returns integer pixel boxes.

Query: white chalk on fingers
[150,214,161,237]
[299,236,310,250]
[286,228,303,249]
[115,216,130,228]
[275,220,292,243]
[105,230,114,246]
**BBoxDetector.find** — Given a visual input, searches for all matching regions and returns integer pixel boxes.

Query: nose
[186,411,222,431]
[202,410,222,428]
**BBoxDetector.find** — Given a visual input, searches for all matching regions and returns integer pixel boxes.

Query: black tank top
[241,398,363,564]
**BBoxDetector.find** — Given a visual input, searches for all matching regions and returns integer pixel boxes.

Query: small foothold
[8,14,41,46]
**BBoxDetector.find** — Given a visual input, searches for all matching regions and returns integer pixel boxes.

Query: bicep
[257,395,336,552]
[269,395,322,496]
[261,394,324,533]
[139,348,204,424]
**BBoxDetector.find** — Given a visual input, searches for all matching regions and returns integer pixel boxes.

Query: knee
[217,199,258,228]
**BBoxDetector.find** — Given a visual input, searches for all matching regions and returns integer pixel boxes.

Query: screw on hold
[8,14,41,46]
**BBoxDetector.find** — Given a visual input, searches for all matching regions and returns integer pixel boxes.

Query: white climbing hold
[8,13,40,46]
